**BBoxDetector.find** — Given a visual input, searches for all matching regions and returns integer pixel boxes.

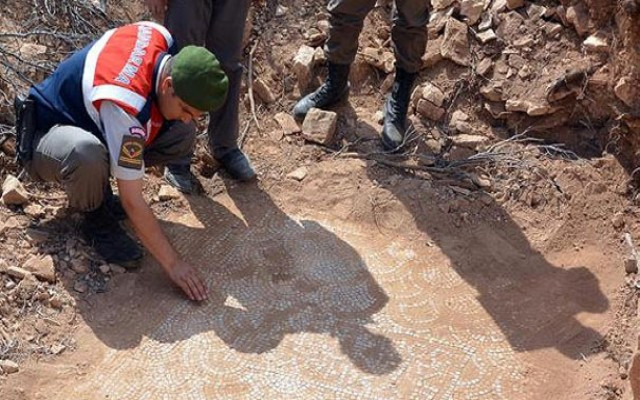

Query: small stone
[99,264,110,274]
[19,43,47,58]
[301,108,338,145]
[158,185,180,201]
[0,360,19,374]
[566,4,590,37]
[422,36,443,68]
[416,99,445,121]
[480,82,503,102]
[432,0,456,9]
[23,204,44,218]
[441,18,471,67]
[476,29,497,44]
[449,110,474,134]
[50,344,66,355]
[583,32,609,53]
[375,111,384,125]
[362,47,395,73]
[275,5,288,17]
[381,73,395,93]
[70,259,88,274]
[2,175,29,205]
[274,112,300,135]
[615,77,636,107]
[471,174,493,189]
[460,0,489,26]
[49,297,63,309]
[544,22,563,37]
[7,266,30,280]
[612,212,625,230]
[527,4,547,20]
[313,47,326,65]
[110,264,126,274]
[476,57,493,77]
[253,77,276,104]
[506,0,524,10]
[293,45,316,90]
[421,82,446,107]
[505,99,530,113]
[22,255,56,283]
[451,134,490,149]
[478,13,493,31]
[73,280,88,294]
[527,102,555,116]
[287,167,308,181]
[625,257,639,274]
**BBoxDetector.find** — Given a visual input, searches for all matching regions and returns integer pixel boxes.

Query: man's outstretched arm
[117,178,208,301]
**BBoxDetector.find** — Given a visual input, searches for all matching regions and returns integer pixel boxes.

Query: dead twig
[247,39,261,132]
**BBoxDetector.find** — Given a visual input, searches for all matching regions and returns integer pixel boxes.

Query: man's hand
[145,0,168,22]
[166,259,208,302]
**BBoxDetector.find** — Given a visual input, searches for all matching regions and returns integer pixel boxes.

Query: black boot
[104,186,127,221]
[292,62,351,122]
[381,68,418,150]
[81,202,143,268]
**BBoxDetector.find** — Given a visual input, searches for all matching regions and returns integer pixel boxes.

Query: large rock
[615,77,637,107]
[506,0,524,10]
[22,255,56,283]
[566,4,590,37]
[441,19,471,67]
[422,82,446,107]
[422,36,444,68]
[583,32,609,53]
[0,360,19,374]
[293,45,316,90]
[253,77,276,104]
[441,18,471,67]
[451,134,490,148]
[362,47,395,73]
[432,0,456,10]
[460,0,489,25]
[158,185,180,201]
[19,43,47,58]
[274,112,301,135]
[2,175,29,205]
[449,110,474,134]
[416,99,445,121]
[302,108,338,145]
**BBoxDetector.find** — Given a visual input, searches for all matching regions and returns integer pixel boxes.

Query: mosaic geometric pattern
[64,195,547,400]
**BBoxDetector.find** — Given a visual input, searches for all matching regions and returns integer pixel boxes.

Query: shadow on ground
[66,182,402,375]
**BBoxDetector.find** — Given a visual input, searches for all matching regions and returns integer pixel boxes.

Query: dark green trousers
[326,0,429,73]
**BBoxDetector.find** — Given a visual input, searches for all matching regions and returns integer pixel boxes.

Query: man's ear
[161,76,173,94]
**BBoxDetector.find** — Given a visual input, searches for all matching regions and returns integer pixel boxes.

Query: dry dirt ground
[2,1,640,399]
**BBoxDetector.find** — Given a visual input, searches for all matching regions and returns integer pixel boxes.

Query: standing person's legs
[144,121,197,167]
[204,0,256,181]
[163,0,213,191]
[391,0,429,74]
[325,0,378,66]
[292,0,376,121]
[27,125,143,266]
[381,0,429,150]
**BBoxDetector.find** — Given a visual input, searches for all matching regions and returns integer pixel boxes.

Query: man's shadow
[76,182,401,375]
[355,129,610,360]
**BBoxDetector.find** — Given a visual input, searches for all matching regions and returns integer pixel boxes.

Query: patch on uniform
[129,126,146,137]
[117,135,145,169]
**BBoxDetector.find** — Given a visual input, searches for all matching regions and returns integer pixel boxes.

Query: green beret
[171,46,229,112]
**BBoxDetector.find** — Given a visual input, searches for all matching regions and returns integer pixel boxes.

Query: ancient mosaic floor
[59,194,561,400]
